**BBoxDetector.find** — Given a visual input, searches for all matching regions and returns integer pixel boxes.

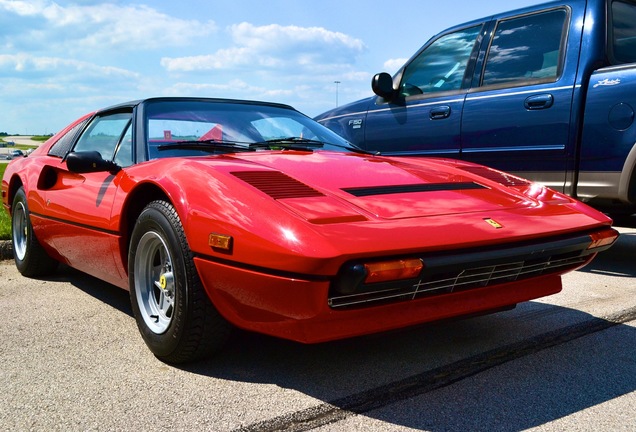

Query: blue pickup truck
[315,0,636,214]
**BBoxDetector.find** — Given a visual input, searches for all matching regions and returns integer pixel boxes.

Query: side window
[73,112,132,161]
[611,0,636,64]
[399,25,482,97]
[481,9,567,87]
[113,122,133,167]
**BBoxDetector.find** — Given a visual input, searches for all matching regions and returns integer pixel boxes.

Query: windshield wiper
[157,137,378,156]
[321,141,378,155]
[157,139,253,153]
[250,137,325,151]
[259,137,380,155]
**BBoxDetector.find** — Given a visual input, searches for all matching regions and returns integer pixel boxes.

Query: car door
[42,110,133,287]
[362,24,484,157]
[461,6,575,191]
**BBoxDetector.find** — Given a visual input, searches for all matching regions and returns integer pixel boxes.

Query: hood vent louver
[232,171,325,200]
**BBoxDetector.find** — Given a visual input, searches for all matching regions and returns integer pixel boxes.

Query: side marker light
[209,233,233,251]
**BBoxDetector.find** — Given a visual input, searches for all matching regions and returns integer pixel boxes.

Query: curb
[0,240,13,260]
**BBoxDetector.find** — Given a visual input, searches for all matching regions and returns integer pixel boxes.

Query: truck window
[481,9,568,87]
[398,25,481,97]
[611,0,636,64]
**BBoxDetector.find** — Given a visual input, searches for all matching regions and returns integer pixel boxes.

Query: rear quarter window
[481,8,568,87]
[47,118,90,158]
[610,0,636,64]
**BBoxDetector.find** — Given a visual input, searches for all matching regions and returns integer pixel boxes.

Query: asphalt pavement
[0,223,635,431]
[2,136,41,146]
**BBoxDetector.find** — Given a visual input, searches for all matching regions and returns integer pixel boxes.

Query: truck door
[363,25,483,157]
[461,7,575,192]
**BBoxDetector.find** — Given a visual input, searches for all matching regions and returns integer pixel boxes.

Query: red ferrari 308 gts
[1,97,618,363]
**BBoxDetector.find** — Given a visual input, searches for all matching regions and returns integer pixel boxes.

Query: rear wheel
[128,200,231,363]
[11,187,58,277]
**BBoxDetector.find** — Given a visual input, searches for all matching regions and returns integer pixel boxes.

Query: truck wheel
[11,187,58,277]
[128,200,231,363]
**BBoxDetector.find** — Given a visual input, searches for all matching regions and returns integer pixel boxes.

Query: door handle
[524,94,554,110]
[430,105,451,119]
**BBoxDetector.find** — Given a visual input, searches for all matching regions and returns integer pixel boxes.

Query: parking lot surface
[1,224,635,431]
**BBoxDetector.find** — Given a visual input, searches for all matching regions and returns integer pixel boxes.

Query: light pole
[334,81,341,107]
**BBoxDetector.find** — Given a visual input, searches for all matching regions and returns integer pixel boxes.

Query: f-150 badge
[348,119,363,129]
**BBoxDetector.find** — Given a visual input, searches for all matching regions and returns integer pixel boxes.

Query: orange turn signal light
[209,233,233,251]
[587,228,619,250]
[364,258,423,284]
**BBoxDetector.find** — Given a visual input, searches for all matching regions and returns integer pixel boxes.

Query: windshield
[144,99,355,159]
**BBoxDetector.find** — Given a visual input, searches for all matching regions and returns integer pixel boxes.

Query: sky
[1,0,544,135]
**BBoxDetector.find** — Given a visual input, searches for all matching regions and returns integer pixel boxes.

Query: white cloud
[0,54,138,78]
[230,22,364,52]
[0,0,217,50]
[383,58,408,74]
[161,22,366,72]
[166,80,296,98]
[0,0,44,16]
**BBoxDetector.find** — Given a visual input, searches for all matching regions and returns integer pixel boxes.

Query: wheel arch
[619,141,636,204]
[118,182,172,274]
[5,173,25,214]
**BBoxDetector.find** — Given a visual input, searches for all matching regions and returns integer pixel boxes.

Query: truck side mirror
[371,72,396,101]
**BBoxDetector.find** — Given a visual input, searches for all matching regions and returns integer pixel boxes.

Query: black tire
[11,187,58,277]
[128,200,231,363]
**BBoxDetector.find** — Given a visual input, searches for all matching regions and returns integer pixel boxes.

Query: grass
[0,139,40,240]
[0,208,9,240]
[31,135,52,142]
[0,163,9,240]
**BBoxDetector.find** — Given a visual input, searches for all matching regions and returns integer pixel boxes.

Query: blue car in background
[315,0,636,215]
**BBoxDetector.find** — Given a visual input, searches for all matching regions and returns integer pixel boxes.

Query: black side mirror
[66,151,120,174]
[371,72,395,100]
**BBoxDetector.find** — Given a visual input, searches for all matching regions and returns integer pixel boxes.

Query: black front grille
[329,234,595,309]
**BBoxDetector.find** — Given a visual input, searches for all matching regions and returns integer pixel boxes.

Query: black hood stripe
[342,182,487,197]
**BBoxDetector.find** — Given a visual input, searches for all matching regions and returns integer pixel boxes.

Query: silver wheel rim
[12,201,28,261]
[134,231,176,334]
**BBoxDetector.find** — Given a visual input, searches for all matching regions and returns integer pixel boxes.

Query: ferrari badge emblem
[484,218,503,229]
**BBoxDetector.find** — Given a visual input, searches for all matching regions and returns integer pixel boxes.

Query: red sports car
[2,97,618,363]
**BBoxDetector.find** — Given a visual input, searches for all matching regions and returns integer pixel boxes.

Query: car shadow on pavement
[45,264,133,317]
[178,303,636,431]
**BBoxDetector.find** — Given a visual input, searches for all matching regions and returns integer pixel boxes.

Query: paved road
[1,224,635,431]
[1,136,39,161]
[2,135,40,146]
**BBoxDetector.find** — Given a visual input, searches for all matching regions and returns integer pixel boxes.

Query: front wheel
[128,200,231,363]
[11,187,58,277]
